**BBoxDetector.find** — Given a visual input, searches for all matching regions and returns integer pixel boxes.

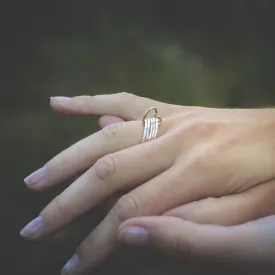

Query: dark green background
[2,1,275,274]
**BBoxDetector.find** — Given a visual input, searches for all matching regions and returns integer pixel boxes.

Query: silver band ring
[141,107,162,143]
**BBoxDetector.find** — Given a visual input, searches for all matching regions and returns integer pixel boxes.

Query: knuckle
[173,118,219,154]
[112,194,142,222]
[100,122,124,139]
[93,154,117,181]
[52,196,74,218]
[188,119,213,133]
[116,92,142,119]
[180,118,218,137]
[183,148,205,168]
[118,92,135,100]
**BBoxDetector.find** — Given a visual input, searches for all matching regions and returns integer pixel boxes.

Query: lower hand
[118,214,275,265]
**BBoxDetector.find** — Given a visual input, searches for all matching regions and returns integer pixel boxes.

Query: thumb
[117,216,275,264]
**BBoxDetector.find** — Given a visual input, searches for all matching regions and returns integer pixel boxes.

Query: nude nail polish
[24,166,47,186]
[50,96,71,103]
[61,255,81,275]
[20,216,45,239]
[118,226,149,246]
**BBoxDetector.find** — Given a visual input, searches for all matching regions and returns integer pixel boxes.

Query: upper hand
[20,93,275,274]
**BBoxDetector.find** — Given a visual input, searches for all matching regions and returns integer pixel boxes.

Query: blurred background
[2,1,275,274]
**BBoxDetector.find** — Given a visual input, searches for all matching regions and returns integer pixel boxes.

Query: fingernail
[24,166,47,186]
[50,96,71,103]
[20,216,45,239]
[118,226,149,246]
[61,255,81,275]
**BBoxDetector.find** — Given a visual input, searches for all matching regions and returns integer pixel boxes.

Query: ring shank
[141,108,161,143]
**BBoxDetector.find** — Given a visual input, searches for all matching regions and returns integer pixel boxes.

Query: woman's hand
[20,93,275,274]
[118,214,275,265]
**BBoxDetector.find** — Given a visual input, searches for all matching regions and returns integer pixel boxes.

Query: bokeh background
[2,1,275,274]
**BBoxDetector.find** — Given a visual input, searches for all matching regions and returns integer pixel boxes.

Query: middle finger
[25,119,167,191]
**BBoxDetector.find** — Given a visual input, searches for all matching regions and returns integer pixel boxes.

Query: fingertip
[50,96,71,103]
[20,216,45,241]
[118,226,150,246]
[50,96,74,115]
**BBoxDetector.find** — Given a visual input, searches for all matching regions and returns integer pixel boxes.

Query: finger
[20,135,175,240]
[100,194,121,212]
[164,179,275,226]
[61,164,217,274]
[59,168,178,274]
[118,215,275,264]
[50,222,87,243]
[98,115,125,128]
[24,119,168,191]
[50,93,179,120]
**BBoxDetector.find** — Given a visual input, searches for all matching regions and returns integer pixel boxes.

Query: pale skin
[20,93,275,274]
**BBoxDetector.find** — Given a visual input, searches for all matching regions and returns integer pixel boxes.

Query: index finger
[50,93,180,120]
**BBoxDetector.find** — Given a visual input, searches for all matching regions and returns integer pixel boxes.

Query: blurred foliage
[2,1,275,274]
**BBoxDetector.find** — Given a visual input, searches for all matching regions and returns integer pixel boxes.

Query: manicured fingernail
[24,166,47,186]
[61,255,81,275]
[118,226,149,246]
[20,216,45,239]
[50,96,71,103]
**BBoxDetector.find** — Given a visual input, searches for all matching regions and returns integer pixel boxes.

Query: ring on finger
[141,107,162,143]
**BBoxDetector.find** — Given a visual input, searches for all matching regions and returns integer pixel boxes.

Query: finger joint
[100,123,124,139]
[112,194,142,222]
[93,155,118,182]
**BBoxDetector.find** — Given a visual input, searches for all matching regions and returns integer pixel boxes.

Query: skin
[20,93,275,274]
[118,215,275,265]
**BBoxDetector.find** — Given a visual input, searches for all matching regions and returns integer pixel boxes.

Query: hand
[118,214,275,265]
[20,93,275,274]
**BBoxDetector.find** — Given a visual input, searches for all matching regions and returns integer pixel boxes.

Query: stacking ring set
[141,107,162,143]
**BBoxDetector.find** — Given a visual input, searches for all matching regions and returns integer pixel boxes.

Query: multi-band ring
[141,107,162,143]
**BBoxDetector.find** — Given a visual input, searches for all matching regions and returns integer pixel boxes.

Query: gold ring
[141,107,162,143]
